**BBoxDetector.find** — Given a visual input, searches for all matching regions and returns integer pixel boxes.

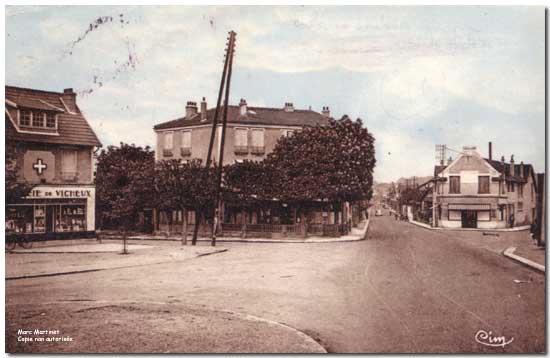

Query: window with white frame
[32,112,44,127]
[46,113,56,128]
[20,110,31,126]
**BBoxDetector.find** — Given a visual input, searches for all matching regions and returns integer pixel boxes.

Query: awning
[448,204,491,211]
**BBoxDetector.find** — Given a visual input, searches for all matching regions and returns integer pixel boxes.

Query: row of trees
[95,116,376,241]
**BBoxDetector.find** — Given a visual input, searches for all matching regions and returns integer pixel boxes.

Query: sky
[5,5,546,182]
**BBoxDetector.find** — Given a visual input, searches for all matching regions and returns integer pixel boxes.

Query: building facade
[433,145,537,229]
[5,86,101,239]
[151,98,362,235]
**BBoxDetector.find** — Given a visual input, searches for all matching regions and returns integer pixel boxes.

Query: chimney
[488,142,492,160]
[185,101,198,119]
[447,156,453,165]
[322,106,330,117]
[462,145,477,156]
[520,161,524,178]
[501,156,505,177]
[284,102,294,112]
[510,155,515,176]
[62,88,77,112]
[239,98,247,116]
[200,97,207,121]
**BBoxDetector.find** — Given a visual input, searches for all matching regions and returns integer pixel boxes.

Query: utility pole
[212,31,236,247]
[191,31,236,246]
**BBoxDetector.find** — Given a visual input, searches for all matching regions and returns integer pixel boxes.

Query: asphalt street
[5,212,546,353]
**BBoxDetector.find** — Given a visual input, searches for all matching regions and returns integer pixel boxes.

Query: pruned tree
[266,115,376,224]
[222,160,274,230]
[155,159,217,245]
[95,143,155,233]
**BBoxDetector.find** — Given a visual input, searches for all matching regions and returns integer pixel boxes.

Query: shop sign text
[28,189,92,199]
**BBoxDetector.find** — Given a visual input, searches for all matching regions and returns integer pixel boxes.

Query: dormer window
[18,109,57,129]
[20,110,31,126]
[32,112,44,127]
[46,113,56,128]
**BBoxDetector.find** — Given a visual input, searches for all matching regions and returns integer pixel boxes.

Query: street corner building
[151,98,362,236]
[432,145,538,230]
[5,86,102,239]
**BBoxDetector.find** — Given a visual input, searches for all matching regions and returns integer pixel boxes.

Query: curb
[503,246,545,273]
[126,219,370,244]
[6,249,229,281]
[221,309,327,353]
[409,220,530,232]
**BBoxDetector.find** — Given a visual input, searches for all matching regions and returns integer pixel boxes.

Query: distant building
[5,86,101,238]
[433,145,537,229]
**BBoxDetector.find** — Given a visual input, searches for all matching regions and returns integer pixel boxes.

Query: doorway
[46,205,55,233]
[461,210,477,228]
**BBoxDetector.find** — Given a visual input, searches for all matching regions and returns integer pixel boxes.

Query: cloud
[5,5,545,183]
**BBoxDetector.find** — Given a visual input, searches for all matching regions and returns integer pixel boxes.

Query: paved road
[6,214,545,353]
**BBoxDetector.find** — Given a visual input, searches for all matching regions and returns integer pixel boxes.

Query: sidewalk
[409,220,546,273]
[409,219,530,232]
[127,219,370,244]
[504,241,545,272]
[6,241,227,280]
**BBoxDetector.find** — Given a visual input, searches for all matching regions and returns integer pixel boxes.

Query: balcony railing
[234,146,248,155]
[163,149,173,157]
[250,146,265,155]
[180,147,191,157]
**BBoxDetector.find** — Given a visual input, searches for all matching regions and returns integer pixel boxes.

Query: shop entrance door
[461,210,477,228]
[46,206,55,233]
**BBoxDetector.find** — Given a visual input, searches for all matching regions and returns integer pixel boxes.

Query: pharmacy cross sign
[33,158,47,175]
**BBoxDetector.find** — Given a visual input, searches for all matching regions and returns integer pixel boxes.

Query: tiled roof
[154,105,330,130]
[433,158,534,183]
[5,86,101,147]
[484,158,533,182]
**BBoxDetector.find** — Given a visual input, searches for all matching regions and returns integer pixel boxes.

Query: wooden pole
[191,31,233,246]
[212,31,236,247]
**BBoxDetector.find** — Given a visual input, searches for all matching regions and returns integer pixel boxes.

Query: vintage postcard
[4,5,546,354]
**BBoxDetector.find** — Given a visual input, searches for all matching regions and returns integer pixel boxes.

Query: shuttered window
[181,130,191,149]
[164,132,173,150]
[235,128,248,147]
[62,150,77,174]
[449,176,460,194]
[478,176,490,194]
[250,129,264,147]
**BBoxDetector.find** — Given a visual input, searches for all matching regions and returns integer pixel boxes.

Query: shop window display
[6,206,34,234]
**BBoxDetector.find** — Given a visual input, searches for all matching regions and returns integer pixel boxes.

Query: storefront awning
[448,204,491,210]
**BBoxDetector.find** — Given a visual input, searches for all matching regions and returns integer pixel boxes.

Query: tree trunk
[192,207,200,246]
[182,207,188,245]
[300,207,307,238]
[242,209,247,238]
